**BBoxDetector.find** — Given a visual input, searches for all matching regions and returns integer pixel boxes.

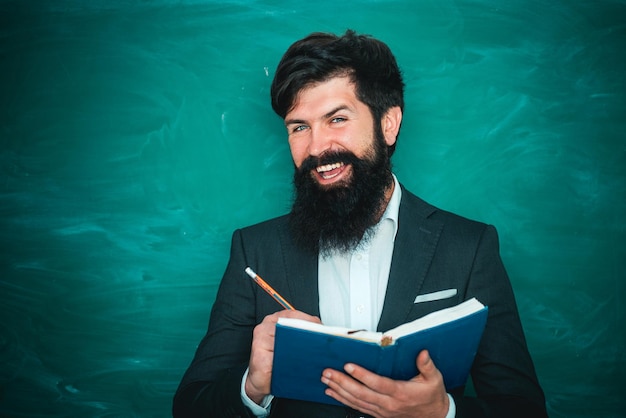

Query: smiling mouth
[316,162,345,180]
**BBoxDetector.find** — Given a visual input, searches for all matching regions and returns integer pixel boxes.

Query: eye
[331,117,346,123]
[288,124,308,134]
[293,124,308,133]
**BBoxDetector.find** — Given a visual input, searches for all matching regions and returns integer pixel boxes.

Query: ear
[381,106,403,147]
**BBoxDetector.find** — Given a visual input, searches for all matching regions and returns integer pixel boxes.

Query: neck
[373,177,395,224]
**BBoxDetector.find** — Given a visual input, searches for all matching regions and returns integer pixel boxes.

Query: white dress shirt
[318,175,401,330]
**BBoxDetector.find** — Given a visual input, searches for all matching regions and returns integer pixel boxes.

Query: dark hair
[270,29,405,155]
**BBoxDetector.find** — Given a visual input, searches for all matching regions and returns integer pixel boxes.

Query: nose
[308,125,333,157]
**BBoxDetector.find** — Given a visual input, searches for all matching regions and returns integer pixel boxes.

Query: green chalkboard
[1,1,624,417]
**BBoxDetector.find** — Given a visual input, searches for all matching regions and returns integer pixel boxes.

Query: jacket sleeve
[455,224,548,418]
[172,229,259,418]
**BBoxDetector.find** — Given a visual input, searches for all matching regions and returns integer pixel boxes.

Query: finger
[273,309,322,323]
[322,369,380,414]
[341,363,396,396]
[416,350,441,381]
[254,310,322,354]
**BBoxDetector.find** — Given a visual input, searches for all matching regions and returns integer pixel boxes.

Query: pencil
[245,267,295,310]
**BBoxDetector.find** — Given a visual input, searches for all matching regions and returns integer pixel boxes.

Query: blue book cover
[271,298,488,406]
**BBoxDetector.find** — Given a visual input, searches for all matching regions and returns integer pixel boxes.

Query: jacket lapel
[278,219,321,317]
[377,188,443,332]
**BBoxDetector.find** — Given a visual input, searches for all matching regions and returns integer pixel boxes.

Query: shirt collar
[378,174,401,241]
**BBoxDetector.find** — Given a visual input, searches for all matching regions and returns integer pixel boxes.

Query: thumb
[416,350,440,380]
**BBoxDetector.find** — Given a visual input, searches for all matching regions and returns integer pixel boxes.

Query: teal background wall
[1,1,624,416]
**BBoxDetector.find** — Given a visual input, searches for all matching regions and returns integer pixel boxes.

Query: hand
[245,310,321,404]
[321,350,450,418]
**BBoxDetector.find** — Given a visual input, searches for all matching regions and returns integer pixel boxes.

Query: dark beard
[289,131,393,256]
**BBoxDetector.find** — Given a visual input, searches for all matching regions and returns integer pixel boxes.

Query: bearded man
[173,30,548,418]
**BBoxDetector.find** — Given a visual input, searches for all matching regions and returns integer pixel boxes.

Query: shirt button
[356,304,364,314]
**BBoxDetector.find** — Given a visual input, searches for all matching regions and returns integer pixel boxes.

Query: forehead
[287,76,362,118]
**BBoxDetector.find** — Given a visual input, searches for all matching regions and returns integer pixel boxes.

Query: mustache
[297,150,362,174]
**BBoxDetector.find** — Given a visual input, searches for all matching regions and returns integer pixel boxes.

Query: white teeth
[316,162,344,173]
[315,162,345,180]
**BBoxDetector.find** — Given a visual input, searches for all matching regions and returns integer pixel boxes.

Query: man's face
[284,76,396,189]
[284,76,400,255]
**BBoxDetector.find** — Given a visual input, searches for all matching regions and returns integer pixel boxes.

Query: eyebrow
[284,105,352,126]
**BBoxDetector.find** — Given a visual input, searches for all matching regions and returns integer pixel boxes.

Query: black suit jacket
[173,187,547,418]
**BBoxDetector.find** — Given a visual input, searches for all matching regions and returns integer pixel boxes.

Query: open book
[271,298,488,406]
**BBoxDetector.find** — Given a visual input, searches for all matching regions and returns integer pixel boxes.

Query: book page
[385,298,484,340]
[277,298,484,345]
[277,318,383,343]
